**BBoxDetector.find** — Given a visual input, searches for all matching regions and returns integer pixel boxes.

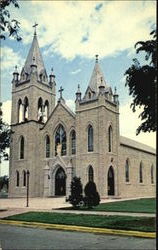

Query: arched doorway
[55,167,66,196]
[107,166,115,195]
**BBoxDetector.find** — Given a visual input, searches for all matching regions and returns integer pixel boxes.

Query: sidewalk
[0,196,153,210]
[0,196,155,219]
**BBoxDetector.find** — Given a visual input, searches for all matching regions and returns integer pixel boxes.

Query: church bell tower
[9,25,56,197]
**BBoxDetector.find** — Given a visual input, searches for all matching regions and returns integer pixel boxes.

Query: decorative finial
[15,65,18,73]
[32,22,38,35]
[59,86,64,99]
[13,65,19,81]
[78,84,80,91]
[95,54,99,63]
[51,67,53,74]
[114,87,117,94]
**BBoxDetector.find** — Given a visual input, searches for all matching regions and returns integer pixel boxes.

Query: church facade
[9,31,156,198]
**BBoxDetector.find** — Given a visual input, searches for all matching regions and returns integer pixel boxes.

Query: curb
[0,220,155,239]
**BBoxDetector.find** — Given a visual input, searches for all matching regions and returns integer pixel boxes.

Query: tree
[84,181,100,209]
[124,30,157,135]
[0,0,22,41]
[66,176,83,208]
[0,107,11,163]
[0,175,9,192]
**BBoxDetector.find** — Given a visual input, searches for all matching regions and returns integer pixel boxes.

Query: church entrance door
[55,167,66,196]
[107,166,115,195]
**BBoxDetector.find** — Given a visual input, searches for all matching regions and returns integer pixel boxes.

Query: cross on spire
[59,86,64,99]
[32,22,38,35]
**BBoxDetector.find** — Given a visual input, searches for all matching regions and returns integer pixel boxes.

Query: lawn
[4,212,155,232]
[63,198,156,213]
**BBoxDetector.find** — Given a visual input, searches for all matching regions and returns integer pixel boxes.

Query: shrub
[66,177,83,208]
[84,181,100,208]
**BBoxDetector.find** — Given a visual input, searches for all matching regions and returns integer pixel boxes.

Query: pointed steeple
[22,26,46,79]
[87,55,107,94]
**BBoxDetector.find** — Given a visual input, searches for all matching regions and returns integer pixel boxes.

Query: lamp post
[26,170,30,207]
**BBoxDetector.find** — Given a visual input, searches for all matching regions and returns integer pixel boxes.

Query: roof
[83,59,111,100]
[40,98,76,130]
[23,34,46,76]
[60,99,76,118]
[120,136,156,155]
[88,62,107,94]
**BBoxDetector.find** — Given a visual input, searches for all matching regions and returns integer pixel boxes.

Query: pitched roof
[23,34,45,76]
[87,61,107,94]
[120,136,156,155]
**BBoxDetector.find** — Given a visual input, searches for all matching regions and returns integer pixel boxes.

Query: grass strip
[62,198,156,213]
[4,212,155,232]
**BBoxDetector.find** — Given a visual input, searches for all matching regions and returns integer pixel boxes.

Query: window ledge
[125,182,131,185]
[139,183,145,185]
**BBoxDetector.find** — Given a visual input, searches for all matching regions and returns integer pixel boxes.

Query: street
[0,224,156,250]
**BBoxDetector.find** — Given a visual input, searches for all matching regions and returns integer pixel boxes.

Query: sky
[0,0,156,176]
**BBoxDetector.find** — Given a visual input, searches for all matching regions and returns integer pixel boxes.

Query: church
[9,29,156,199]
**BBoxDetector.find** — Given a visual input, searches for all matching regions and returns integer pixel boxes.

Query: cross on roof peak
[32,22,38,35]
[59,86,64,99]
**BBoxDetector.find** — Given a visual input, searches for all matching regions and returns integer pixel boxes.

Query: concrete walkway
[0,196,155,219]
[0,196,154,210]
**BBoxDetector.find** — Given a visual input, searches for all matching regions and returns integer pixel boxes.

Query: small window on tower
[24,97,29,121]
[18,99,23,123]
[38,97,43,122]
[20,136,25,159]
[45,135,50,158]
[88,125,93,152]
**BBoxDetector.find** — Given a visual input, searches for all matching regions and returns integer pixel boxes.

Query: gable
[41,101,76,131]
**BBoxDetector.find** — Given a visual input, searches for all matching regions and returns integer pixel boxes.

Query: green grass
[63,198,156,213]
[4,212,155,232]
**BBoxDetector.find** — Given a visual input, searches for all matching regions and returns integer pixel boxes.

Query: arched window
[139,162,143,183]
[108,125,112,152]
[23,170,26,186]
[151,165,154,184]
[88,125,93,152]
[18,99,23,123]
[55,124,67,156]
[125,159,129,182]
[89,92,91,99]
[38,97,43,122]
[45,135,50,158]
[24,97,29,121]
[107,166,115,195]
[16,171,19,187]
[44,100,49,122]
[88,165,94,182]
[70,130,76,155]
[20,136,24,159]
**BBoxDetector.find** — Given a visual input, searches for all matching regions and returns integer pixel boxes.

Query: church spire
[84,55,107,96]
[21,24,47,82]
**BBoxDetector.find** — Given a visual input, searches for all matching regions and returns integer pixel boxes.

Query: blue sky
[0,1,156,175]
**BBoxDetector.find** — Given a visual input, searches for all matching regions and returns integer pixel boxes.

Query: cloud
[26,1,155,60]
[7,1,155,60]
[120,101,156,148]
[2,100,12,125]
[70,69,81,75]
[1,46,24,73]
